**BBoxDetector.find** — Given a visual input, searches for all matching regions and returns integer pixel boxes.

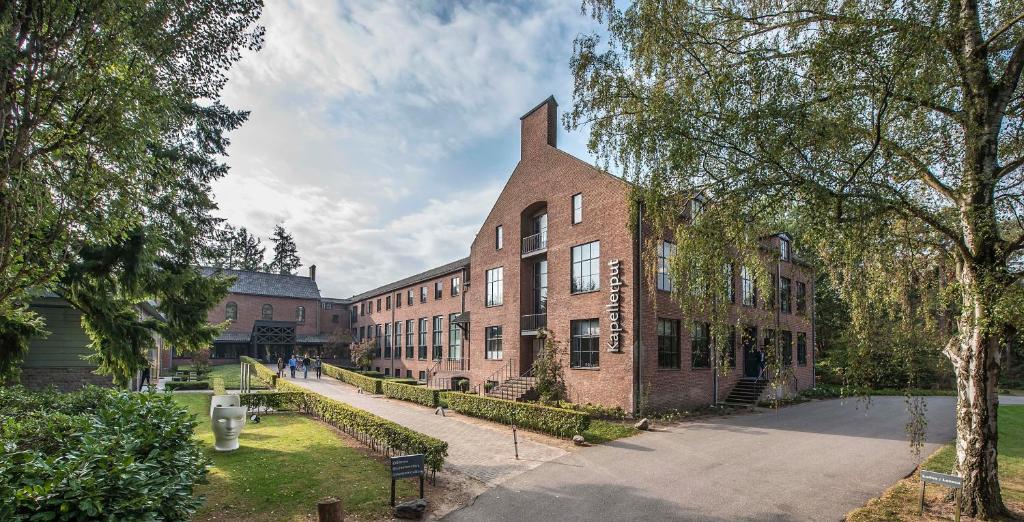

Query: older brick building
[350,96,815,413]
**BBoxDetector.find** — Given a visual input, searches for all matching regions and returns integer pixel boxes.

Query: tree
[0,0,263,383]
[569,1,1024,517]
[534,329,567,404]
[349,340,375,370]
[267,224,301,275]
[232,227,267,271]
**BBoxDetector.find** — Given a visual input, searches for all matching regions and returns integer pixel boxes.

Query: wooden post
[317,497,344,522]
[954,489,960,522]
[919,481,925,514]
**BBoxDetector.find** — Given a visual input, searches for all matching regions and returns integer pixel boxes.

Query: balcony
[521,232,548,257]
[521,313,547,334]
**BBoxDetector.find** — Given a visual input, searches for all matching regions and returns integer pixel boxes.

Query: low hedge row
[240,391,306,413]
[442,392,591,438]
[323,363,383,394]
[212,377,226,395]
[164,380,210,391]
[382,380,440,407]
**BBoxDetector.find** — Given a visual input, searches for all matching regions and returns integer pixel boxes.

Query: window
[405,319,415,358]
[432,315,443,360]
[657,319,680,369]
[406,370,413,379]
[780,330,793,366]
[376,298,381,312]
[780,277,792,313]
[763,329,776,361]
[572,193,583,224]
[360,302,365,316]
[225,302,237,321]
[418,318,428,359]
[495,225,503,250]
[323,302,333,310]
[451,276,461,296]
[692,322,711,368]
[726,327,737,368]
[797,332,808,366]
[571,241,601,293]
[657,241,675,291]
[332,314,339,323]
[396,292,401,308]
[394,321,402,358]
[261,304,273,320]
[420,286,427,303]
[435,281,443,300]
[408,289,414,306]
[725,263,735,303]
[796,281,807,315]
[375,324,382,356]
[485,326,503,360]
[690,197,704,218]
[570,319,600,368]
[384,368,390,376]
[383,323,392,359]
[741,266,756,306]
[359,326,365,340]
[418,371,426,381]
[485,267,504,306]
[449,313,462,360]
[780,237,791,261]
[386,295,391,310]
[296,306,306,324]
[350,307,357,324]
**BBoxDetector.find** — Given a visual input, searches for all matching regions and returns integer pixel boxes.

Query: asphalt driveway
[444,396,958,521]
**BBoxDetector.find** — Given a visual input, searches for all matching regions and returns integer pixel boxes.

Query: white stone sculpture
[211,406,246,451]
[210,394,241,417]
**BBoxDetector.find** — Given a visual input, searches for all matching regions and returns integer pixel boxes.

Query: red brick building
[350,96,815,413]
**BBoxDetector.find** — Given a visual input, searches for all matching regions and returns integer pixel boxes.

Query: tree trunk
[952,265,1006,519]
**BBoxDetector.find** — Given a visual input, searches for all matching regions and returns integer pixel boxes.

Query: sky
[213,0,603,299]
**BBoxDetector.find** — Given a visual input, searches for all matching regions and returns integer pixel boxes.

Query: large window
[359,326,365,341]
[725,263,735,303]
[449,314,462,360]
[657,319,680,369]
[432,315,443,360]
[261,304,273,320]
[495,225,503,250]
[485,326,503,360]
[405,319,414,358]
[225,302,237,321]
[796,281,807,315]
[418,318,428,359]
[797,332,808,366]
[726,327,737,368]
[780,277,792,313]
[383,323,392,359]
[451,276,461,296]
[741,266,756,306]
[692,322,711,368]
[571,241,601,293]
[435,281,443,300]
[395,292,401,308]
[780,237,791,261]
[572,193,583,224]
[386,295,391,310]
[420,286,427,303]
[375,324,382,356]
[485,267,503,306]
[394,321,402,358]
[376,298,381,312]
[657,241,675,291]
[780,330,793,366]
[570,319,600,368]
[408,289,414,306]
[332,314,339,323]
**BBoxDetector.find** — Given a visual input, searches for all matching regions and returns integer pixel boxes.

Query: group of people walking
[277,354,322,379]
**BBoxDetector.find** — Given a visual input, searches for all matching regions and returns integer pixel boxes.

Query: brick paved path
[276,369,567,486]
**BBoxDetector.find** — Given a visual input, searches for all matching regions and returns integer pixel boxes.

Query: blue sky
[214,0,602,297]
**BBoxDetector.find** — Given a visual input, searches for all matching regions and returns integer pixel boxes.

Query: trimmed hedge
[442,392,590,437]
[323,363,383,394]
[386,378,420,385]
[382,380,440,407]
[164,380,210,391]
[240,391,305,413]
[212,377,226,395]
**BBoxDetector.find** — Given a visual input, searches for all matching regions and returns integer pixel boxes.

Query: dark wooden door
[742,326,761,378]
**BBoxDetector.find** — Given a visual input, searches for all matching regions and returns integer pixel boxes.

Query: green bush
[240,391,306,413]
[322,363,383,394]
[442,392,590,437]
[359,370,384,378]
[164,380,211,391]
[382,380,440,407]
[212,376,226,395]
[386,378,420,385]
[557,401,628,420]
[0,387,207,521]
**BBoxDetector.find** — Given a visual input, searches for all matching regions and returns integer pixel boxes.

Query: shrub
[164,380,211,391]
[386,378,419,385]
[360,370,384,378]
[240,391,305,413]
[212,376,226,395]
[0,387,207,521]
[557,401,628,420]
[383,380,440,407]
[442,392,590,437]
[322,363,383,394]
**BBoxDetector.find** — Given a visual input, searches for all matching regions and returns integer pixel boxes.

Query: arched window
[261,304,273,320]
[225,302,238,321]
[296,306,305,324]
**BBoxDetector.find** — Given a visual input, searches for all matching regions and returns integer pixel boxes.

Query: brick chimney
[520,95,557,159]
[309,264,316,281]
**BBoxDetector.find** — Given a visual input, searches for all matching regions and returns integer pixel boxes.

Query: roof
[321,297,352,305]
[349,257,469,302]
[199,267,321,300]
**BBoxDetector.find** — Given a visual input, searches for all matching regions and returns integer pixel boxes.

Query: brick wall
[208,294,322,337]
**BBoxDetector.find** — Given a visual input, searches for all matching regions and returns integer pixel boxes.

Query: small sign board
[921,470,963,488]
[389,454,425,506]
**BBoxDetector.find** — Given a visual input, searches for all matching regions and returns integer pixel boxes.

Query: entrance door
[742,326,761,378]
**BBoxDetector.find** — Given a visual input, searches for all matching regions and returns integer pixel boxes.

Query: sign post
[390,454,425,507]
[920,470,963,522]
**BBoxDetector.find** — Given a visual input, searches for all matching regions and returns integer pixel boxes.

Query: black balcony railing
[521,232,547,256]
[521,313,547,332]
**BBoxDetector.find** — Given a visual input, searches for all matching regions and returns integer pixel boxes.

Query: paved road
[445,397,958,521]
[276,370,566,486]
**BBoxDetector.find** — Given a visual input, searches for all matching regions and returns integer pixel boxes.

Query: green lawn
[205,362,270,390]
[582,419,640,444]
[847,405,1024,520]
[175,394,414,521]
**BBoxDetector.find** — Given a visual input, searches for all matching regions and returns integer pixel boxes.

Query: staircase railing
[425,357,472,389]
[488,364,538,401]
[472,358,516,395]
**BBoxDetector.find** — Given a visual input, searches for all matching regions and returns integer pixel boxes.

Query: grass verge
[174,394,415,521]
[846,405,1024,521]
[582,419,640,444]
